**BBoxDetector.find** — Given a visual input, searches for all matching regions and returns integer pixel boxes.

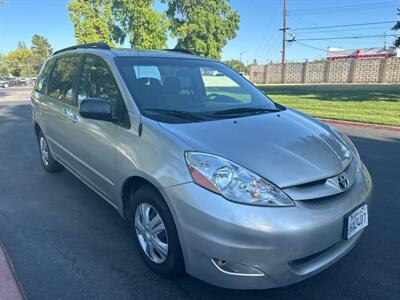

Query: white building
[327,46,399,61]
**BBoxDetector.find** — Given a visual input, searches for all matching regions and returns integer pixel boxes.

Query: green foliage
[67,0,240,57]
[113,0,169,49]
[2,48,35,77]
[222,59,248,73]
[162,0,240,59]
[17,41,27,49]
[30,35,53,75]
[31,34,53,59]
[0,54,8,76]
[68,0,168,49]
[68,0,116,46]
[393,9,400,47]
[0,34,53,77]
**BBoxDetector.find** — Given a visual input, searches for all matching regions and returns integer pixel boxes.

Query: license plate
[344,204,368,240]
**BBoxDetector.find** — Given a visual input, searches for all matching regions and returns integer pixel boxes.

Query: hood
[160,109,352,188]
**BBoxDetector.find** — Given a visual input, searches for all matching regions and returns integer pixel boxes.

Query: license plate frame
[343,203,368,240]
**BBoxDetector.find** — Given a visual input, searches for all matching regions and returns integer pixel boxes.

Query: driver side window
[78,55,124,120]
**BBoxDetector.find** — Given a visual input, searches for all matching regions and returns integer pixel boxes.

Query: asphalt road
[0,98,399,299]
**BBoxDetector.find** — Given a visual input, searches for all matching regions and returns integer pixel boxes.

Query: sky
[0,0,399,63]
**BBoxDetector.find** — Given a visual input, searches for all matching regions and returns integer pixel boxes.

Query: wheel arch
[34,122,41,139]
[121,175,170,220]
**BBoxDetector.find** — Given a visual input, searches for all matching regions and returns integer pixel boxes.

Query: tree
[17,41,27,49]
[68,0,168,49]
[393,9,400,47]
[222,59,247,73]
[0,54,9,76]
[113,0,169,49]
[3,48,35,77]
[162,0,240,59]
[68,0,116,46]
[31,34,53,58]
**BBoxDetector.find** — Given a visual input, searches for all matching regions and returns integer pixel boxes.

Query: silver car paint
[159,108,353,188]
[32,48,373,289]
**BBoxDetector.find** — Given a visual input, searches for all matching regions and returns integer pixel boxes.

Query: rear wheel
[3,83,9,88]
[129,185,184,277]
[38,131,63,173]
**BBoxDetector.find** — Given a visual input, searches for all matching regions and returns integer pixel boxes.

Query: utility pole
[280,0,287,64]
[384,32,387,50]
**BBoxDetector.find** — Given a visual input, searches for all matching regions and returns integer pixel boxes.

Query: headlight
[184,152,294,207]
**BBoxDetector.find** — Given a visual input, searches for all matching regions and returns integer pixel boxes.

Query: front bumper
[163,164,372,289]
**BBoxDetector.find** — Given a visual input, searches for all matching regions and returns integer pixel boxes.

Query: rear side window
[34,59,56,94]
[47,56,80,104]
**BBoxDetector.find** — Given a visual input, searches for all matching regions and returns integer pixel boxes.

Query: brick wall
[353,59,382,83]
[285,63,304,84]
[249,57,400,84]
[384,58,400,83]
[328,60,352,83]
[266,64,283,84]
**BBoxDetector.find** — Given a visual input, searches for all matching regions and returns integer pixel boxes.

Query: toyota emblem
[337,175,349,190]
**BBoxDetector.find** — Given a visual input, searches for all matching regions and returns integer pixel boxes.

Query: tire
[37,131,63,173]
[128,185,184,277]
[3,83,9,88]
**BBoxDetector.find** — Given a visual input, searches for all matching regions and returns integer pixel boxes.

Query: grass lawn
[258,84,400,127]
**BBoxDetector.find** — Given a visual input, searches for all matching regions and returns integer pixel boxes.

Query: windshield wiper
[211,107,281,116]
[143,108,210,121]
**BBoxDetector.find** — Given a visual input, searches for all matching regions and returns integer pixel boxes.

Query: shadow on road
[0,102,399,299]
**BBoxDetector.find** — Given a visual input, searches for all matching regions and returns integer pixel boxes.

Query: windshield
[115,57,282,123]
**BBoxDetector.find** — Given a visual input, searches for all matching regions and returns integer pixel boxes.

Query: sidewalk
[0,243,24,300]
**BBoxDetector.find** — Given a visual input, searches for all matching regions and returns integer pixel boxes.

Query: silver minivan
[31,43,372,290]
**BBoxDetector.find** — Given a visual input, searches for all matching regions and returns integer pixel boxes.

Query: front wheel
[129,185,184,277]
[38,131,63,173]
[3,83,9,88]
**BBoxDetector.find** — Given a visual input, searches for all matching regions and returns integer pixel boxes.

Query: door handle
[69,113,78,123]
[63,108,78,123]
[63,108,70,118]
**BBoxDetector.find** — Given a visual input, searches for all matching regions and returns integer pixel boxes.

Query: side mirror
[79,99,115,122]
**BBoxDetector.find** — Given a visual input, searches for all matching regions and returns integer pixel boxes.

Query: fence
[249,57,400,84]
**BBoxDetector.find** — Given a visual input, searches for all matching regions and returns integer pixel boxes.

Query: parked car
[31,43,372,290]
[0,76,12,88]
[16,77,29,86]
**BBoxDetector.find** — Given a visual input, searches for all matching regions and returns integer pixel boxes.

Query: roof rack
[52,42,110,56]
[164,48,194,55]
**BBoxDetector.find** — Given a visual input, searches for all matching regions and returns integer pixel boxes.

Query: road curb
[0,241,25,300]
[318,118,400,132]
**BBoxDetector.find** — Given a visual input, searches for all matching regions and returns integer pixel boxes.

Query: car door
[64,54,130,202]
[41,55,82,166]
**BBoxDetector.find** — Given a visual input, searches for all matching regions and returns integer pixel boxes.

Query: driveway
[0,96,399,299]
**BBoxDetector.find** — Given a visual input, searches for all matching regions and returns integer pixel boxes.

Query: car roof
[112,48,210,60]
[52,45,210,62]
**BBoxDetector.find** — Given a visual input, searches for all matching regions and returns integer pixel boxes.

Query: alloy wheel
[135,203,168,264]
[39,137,49,166]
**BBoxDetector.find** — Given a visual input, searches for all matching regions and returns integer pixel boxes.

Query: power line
[289,1,396,13]
[288,1,396,16]
[293,34,398,41]
[292,41,327,52]
[292,26,393,35]
[292,21,397,31]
